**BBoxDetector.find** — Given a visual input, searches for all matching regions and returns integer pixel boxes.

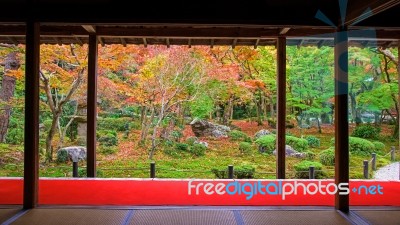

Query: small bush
[319,148,335,166]
[98,117,133,132]
[170,130,183,142]
[349,137,376,156]
[99,146,117,155]
[185,136,198,145]
[56,149,69,163]
[5,128,24,145]
[331,137,376,156]
[175,143,189,151]
[255,134,276,154]
[286,136,308,152]
[211,165,255,179]
[229,130,251,142]
[98,132,118,146]
[304,151,316,160]
[305,136,321,148]
[372,141,385,153]
[294,160,326,179]
[239,142,253,154]
[164,147,180,158]
[189,143,206,156]
[352,124,381,139]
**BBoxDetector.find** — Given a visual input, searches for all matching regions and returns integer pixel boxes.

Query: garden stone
[254,129,271,139]
[272,145,306,158]
[190,118,230,138]
[57,146,87,162]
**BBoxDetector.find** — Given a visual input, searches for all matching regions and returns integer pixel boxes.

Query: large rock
[185,136,209,148]
[57,146,87,162]
[272,145,306,158]
[190,118,230,138]
[254,129,272,139]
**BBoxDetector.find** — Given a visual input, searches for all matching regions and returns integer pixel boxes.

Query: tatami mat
[355,210,400,225]
[10,209,129,225]
[240,210,350,225]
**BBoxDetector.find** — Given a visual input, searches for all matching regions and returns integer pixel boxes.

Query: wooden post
[23,21,40,209]
[87,34,98,177]
[276,37,286,179]
[309,166,315,179]
[334,27,349,212]
[228,165,234,179]
[363,160,369,179]
[372,153,376,171]
[397,41,400,154]
[150,162,156,178]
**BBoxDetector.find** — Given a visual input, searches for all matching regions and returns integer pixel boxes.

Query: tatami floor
[1,206,399,225]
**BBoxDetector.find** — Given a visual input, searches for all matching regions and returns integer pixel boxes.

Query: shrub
[170,130,183,142]
[331,137,376,156]
[352,124,381,139]
[189,143,206,156]
[175,143,189,151]
[99,146,117,155]
[286,136,308,152]
[229,130,251,142]
[319,148,335,166]
[97,117,133,132]
[98,132,118,146]
[305,136,321,148]
[5,128,24,145]
[164,147,180,158]
[304,151,316,160]
[211,165,255,179]
[185,137,198,145]
[372,141,385,153]
[349,137,375,156]
[294,160,326,179]
[239,142,253,154]
[255,134,276,154]
[56,149,69,163]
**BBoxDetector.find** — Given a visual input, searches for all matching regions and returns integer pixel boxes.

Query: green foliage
[56,149,69,163]
[255,134,276,154]
[5,117,24,145]
[286,136,308,152]
[189,95,214,119]
[239,142,253,155]
[319,148,335,166]
[229,130,251,142]
[305,135,321,148]
[98,117,133,132]
[294,160,326,179]
[170,130,183,142]
[349,137,376,156]
[189,143,206,156]
[185,137,198,145]
[352,124,381,139]
[97,131,118,146]
[78,168,104,178]
[99,146,117,155]
[175,143,189,151]
[304,151,316,160]
[211,165,255,179]
[372,141,385,152]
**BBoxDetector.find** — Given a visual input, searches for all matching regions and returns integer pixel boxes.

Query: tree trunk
[0,52,20,142]
[46,113,60,162]
[269,96,275,118]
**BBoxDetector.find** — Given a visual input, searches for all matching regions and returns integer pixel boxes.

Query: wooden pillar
[23,21,40,209]
[276,37,286,179]
[87,34,98,177]
[397,41,400,154]
[334,27,349,212]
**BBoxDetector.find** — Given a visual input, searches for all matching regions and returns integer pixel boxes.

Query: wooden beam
[254,38,260,49]
[279,28,291,35]
[334,26,349,212]
[82,25,96,34]
[23,21,40,209]
[75,37,83,46]
[232,38,237,49]
[398,41,400,157]
[276,37,286,179]
[98,37,105,47]
[120,38,127,47]
[345,0,400,26]
[87,34,98,178]
[143,38,147,47]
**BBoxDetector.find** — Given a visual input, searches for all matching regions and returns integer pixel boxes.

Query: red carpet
[0,178,399,206]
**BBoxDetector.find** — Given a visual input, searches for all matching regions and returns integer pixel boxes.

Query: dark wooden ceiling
[0,0,399,47]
